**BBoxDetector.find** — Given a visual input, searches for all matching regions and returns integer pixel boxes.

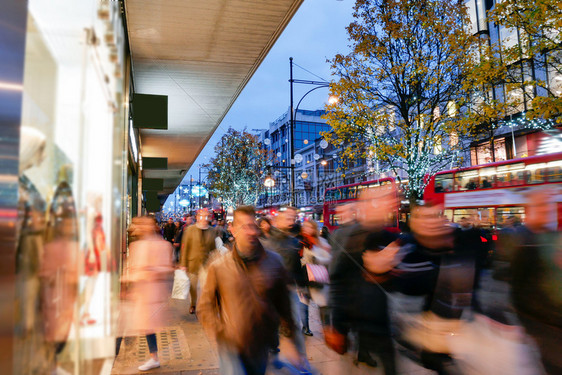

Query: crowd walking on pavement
[118,184,561,375]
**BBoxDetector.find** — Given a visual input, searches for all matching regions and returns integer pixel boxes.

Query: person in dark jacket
[262,207,305,288]
[327,187,400,373]
[198,206,304,375]
[509,188,562,374]
[260,207,308,360]
[162,218,176,244]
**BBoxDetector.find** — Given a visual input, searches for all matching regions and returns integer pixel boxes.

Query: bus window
[452,208,478,223]
[330,214,340,226]
[340,187,349,200]
[479,167,495,188]
[347,186,357,199]
[334,189,341,200]
[497,163,525,187]
[444,209,453,222]
[434,173,453,192]
[452,208,494,228]
[455,171,479,191]
[547,161,562,182]
[496,207,524,229]
[525,163,546,184]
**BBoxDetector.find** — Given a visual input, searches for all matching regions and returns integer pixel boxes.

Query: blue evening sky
[175,0,355,198]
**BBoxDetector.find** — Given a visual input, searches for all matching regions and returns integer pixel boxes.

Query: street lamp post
[289,57,337,207]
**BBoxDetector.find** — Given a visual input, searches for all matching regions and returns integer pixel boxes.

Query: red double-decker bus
[424,152,562,230]
[322,177,399,231]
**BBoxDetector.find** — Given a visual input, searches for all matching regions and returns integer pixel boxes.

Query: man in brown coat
[198,206,302,375]
[179,209,217,314]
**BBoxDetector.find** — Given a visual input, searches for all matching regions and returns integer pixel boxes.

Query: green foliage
[326,0,478,201]
[205,128,272,209]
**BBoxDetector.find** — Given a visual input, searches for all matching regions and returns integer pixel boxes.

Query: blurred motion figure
[122,216,174,371]
[509,188,562,374]
[198,206,301,375]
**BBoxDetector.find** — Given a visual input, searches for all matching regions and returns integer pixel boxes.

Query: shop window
[434,173,453,192]
[474,138,507,165]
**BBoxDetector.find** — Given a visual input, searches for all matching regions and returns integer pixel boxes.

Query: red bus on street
[424,152,562,230]
[322,177,399,232]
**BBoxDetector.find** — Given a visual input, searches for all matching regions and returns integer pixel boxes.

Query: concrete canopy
[125,0,303,199]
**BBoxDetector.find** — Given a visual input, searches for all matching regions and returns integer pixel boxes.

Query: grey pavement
[111,271,519,375]
[111,296,435,375]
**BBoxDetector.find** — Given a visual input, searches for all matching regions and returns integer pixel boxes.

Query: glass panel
[496,163,525,186]
[434,173,453,192]
[444,209,454,223]
[525,163,546,184]
[455,170,479,191]
[547,161,562,182]
[478,167,495,188]
[452,208,478,223]
[496,207,525,229]
[452,208,494,229]
[348,186,357,199]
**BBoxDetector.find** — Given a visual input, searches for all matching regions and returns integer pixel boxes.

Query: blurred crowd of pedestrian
[120,184,561,375]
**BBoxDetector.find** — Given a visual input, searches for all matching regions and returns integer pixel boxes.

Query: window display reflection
[15,127,50,374]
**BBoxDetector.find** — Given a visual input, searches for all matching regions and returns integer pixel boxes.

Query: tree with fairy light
[205,128,272,210]
[324,0,481,204]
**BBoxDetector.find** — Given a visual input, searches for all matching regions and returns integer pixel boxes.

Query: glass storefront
[15,1,128,373]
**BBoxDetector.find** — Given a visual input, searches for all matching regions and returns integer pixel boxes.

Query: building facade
[464,0,561,164]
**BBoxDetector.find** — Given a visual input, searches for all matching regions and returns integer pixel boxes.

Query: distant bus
[322,177,399,232]
[424,152,562,230]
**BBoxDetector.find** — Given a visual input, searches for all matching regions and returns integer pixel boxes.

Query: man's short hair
[233,206,256,224]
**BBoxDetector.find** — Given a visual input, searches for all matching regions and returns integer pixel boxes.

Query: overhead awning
[125,0,304,198]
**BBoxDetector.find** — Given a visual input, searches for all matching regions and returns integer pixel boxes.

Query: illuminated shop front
[15,1,129,373]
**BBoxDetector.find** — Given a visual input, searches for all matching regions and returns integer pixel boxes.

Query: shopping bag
[171,269,190,300]
[305,264,329,284]
[448,313,540,375]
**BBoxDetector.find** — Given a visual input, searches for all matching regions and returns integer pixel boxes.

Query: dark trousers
[358,331,396,375]
[300,302,309,329]
[115,334,158,356]
[146,333,158,353]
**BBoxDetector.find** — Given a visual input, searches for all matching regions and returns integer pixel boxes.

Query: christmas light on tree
[205,128,272,210]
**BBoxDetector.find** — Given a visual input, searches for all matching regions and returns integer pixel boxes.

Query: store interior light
[129,118,138,162]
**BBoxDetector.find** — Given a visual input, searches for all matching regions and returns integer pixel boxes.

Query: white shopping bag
[448,314,541,375]
[171,269,190,300]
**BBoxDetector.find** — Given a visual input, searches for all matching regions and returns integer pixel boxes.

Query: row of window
[445,206,524,230]
[434,163,562,193]
[325,180,394,201]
